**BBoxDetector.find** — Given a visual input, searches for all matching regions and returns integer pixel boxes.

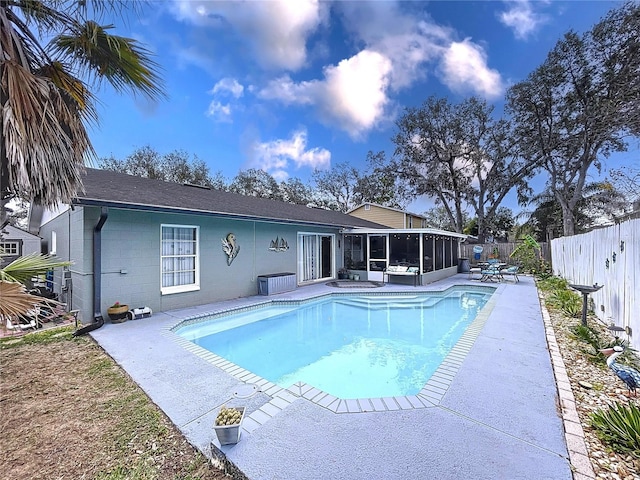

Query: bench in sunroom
[383,265,421,287]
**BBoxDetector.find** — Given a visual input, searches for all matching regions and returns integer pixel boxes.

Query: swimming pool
[175,286,495,399]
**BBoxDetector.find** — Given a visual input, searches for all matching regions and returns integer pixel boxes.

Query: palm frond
[3,59,91,206]
[0,252,72,284]
[52,21,166,101]
[0,281,42,317]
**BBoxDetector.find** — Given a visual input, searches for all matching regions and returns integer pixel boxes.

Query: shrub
[532,258,553,279]
[536,276,568,293]
[547,290,581,312]
[509,235,541,273]
[590,402,640,458]
[571,324,606,363]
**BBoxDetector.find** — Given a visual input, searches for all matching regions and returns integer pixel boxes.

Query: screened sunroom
[341,229,466,284]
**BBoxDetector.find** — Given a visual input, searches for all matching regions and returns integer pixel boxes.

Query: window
[50,231,57,255]
[344,234,366,270]
[298,233,334,282]
[161,225,199,294]
[435,237,444,270]
[422,235,434,272]
[0,241,20,256]
[445,238,453,267]
[364,204,370,210]
[389,233,419,267]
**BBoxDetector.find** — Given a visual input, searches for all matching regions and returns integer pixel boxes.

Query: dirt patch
[0,331,245,479]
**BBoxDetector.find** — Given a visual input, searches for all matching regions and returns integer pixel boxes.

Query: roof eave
[73,198,379,230]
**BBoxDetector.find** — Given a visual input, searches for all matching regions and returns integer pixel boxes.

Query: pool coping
[168,285,499,425]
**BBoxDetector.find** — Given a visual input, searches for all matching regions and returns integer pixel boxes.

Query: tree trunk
[561,203,576,236]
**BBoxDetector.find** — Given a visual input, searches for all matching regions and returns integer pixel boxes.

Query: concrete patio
[90,274,577,480]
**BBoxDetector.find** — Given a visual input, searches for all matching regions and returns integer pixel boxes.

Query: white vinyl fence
[551,218,639,350]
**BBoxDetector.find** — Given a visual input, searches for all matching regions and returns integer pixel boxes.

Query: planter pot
[338,273,348,280]
[213,406,245,445]
[348,274,355,280]
[352,274,360,281]
[107,305,129,323]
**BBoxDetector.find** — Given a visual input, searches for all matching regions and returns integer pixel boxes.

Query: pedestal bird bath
[568,283,603,327]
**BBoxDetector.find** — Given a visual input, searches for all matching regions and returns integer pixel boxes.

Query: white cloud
[320,51,392,137]
[206,78,246,122]
[259,50,392,139]
[205,78,245,122]
[178,1,504,136]
[211,78,244,98]
[439,40,503,98]
[206,101,232,122]
[498,1,547,40]
[249,129,331,179]
[172,0,325,70]
[336,3,449,90]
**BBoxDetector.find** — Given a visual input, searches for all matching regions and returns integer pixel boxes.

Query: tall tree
[520,182,627,242]
[229,169,283,200]
[313,155,407,213]
[353,151,407,209]
[100,146,219,187]
[393,96,535,241]
[279,177,313,205]
[423,205,469,232]
[506,2,640,236]
[1,1,165,224]
[312,162,361,212]
[608,165,640,206]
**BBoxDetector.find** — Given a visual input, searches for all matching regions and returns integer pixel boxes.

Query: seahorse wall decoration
[221,233,240,266]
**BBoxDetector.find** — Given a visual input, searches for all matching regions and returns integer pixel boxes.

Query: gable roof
[347,202,427,220]
[73,169,384,229]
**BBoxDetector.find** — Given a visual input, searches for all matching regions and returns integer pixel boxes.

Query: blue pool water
[176,288,493,399]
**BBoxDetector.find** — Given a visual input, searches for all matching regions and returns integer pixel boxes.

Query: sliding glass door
[298,233,334,282]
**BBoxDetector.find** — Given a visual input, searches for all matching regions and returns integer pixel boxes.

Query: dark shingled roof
[74,168,385,229]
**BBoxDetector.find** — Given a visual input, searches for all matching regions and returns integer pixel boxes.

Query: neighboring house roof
[73,169,385,229]
[0,223,41,240]
[347,202,427,220]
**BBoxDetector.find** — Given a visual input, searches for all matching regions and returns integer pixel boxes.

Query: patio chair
[500,265,520,283]
[480,265,503,282]
[468,266,483,280]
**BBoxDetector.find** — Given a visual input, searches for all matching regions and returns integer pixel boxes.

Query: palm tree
[1,0,165,224]
[0,252,71,320]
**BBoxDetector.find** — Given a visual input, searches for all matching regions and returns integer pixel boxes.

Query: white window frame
[0,241,20,256]
[160,224,200,295]
[50,231,57,255]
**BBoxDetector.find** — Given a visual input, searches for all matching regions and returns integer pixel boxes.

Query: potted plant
[338,268,349,280]
[107,302,129,323]
[213,405,245,445]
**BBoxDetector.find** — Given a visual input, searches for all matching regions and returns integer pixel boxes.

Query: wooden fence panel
[460,242,550,264]
[551,218,639,351]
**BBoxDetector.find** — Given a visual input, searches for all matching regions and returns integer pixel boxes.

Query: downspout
[74,207,108,336]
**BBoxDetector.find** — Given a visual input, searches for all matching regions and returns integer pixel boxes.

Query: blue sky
[90,1,632,213]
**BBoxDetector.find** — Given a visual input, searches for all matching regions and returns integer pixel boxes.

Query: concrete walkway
[90,274,573,480]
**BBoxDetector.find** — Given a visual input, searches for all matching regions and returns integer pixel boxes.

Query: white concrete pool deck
[90,274,590,480]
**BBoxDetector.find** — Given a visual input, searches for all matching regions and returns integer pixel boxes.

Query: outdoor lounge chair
[500,265,520,283]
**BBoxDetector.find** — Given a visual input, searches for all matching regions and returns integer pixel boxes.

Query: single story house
[29,169,465,326]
